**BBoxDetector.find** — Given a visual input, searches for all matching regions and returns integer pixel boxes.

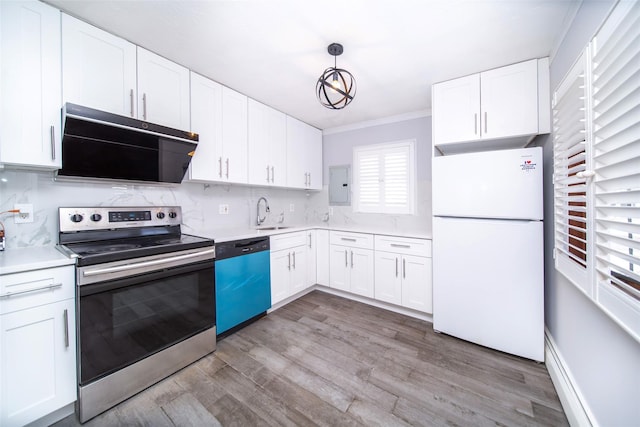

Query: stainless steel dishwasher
[214,236,271,337]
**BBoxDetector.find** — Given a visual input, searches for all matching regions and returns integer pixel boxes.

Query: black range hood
[57,103,198,184]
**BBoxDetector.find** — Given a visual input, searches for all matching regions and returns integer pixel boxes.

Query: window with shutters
[553,0,639,341]
[353,140,416,214]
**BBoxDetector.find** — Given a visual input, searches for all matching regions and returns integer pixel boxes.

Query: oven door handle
[82,248,215,277]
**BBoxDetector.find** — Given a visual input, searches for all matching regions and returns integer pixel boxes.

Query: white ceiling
[46,0,578,131]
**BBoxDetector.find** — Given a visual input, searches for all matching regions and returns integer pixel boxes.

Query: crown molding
[322,109,431,136]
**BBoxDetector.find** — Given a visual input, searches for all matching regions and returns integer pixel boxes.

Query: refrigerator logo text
[521,159,537,172]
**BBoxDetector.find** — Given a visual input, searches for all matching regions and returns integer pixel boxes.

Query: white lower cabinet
[374,235,433,313]
[270,232,309,305]
[0,265,76,427]
[329,231,374,298]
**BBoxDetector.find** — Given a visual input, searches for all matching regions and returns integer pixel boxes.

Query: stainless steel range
[57,206,216,423]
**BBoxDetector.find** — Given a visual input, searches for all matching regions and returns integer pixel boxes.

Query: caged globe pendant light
[316,43,356,109]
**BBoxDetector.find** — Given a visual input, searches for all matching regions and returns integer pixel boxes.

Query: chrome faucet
[256,197,270,226]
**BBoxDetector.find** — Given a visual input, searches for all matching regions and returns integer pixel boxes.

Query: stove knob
[156,212,165,219]
[90,214,102,222]
[70,214,84,223]
[168,211,177,219]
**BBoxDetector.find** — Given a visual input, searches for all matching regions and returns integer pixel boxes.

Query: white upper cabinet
[248,99,287,186]
[62,14,189,130]
[188,72,223,182]
[137,47,190,130]
[286,116,322,190]
[432,58,550,150]
[221,87,248,183]
[0,0,61,169]
[62,14,137,117]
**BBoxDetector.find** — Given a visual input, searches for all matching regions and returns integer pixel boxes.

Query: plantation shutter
[590,1,640,324]
[552,52,591,290]
[354,140,415,214]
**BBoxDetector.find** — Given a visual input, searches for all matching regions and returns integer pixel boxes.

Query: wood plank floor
[53,290,568,426]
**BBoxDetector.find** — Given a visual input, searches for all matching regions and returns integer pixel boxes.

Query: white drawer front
[374,235,432,257]
[270,231,307,251]
[329,231,374,249]
[1,266,75,315]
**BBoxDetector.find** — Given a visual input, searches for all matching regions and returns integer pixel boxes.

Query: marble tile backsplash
[0,169,431,249]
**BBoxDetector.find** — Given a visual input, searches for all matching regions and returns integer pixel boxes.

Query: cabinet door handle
[390,243,410,248]
[0,282,63,298]
[226,158,230,179]
[63,309,70,348]
[271,166,275,183]
[308,173,311,187]
[395,257,399,277]
[484,111,487,134]
[403,258,406,279]
[142,93,147,120]
[218,157,223,178]
[130,89,134,117]
[266,165,270,183]
[308,233,312,248]
[350,250,354,268]
[344,249,348,267]
[292,252,296,269]
[50,125,56,160]
[288,252,291,270]
[474,113,478,135]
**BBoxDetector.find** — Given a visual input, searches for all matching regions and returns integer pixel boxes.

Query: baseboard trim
[544,329,595,427]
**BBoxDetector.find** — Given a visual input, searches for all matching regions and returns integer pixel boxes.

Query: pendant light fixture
[316,43,356,110]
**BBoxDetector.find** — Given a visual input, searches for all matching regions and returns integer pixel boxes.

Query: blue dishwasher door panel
[215,250,271,334]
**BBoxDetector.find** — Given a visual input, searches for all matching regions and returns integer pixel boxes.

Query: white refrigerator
[432,147,544,362]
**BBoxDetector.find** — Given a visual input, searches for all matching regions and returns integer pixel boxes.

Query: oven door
[77,258,215,386]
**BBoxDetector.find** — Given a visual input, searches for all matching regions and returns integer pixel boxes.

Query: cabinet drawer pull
[142,93,147,120]
[390,243,411,248]
[130,89,135,117]
[50,125,56,160]
[340,237,356,242]
[63,309,70,348]
[0,282,63,298]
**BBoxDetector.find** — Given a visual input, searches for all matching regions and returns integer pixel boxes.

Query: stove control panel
[59,206,183,232]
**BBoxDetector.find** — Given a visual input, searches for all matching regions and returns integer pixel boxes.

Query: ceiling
[46,0,578,131]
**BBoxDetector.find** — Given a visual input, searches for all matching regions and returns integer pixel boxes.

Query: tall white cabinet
[286,116,322,190]
[221,87,248,183]
[0,265,76,427]
[248,99,287,186]
[0,0,61,169]
[189,72,223,182]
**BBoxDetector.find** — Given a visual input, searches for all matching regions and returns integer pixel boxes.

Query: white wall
[320,116,432,236]
[542,1,640,425]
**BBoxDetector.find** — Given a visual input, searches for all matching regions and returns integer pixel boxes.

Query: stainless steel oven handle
[83,248,215,277]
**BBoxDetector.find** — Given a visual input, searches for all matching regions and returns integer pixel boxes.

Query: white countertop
[0,246,76,275]
[195,225,431,243]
